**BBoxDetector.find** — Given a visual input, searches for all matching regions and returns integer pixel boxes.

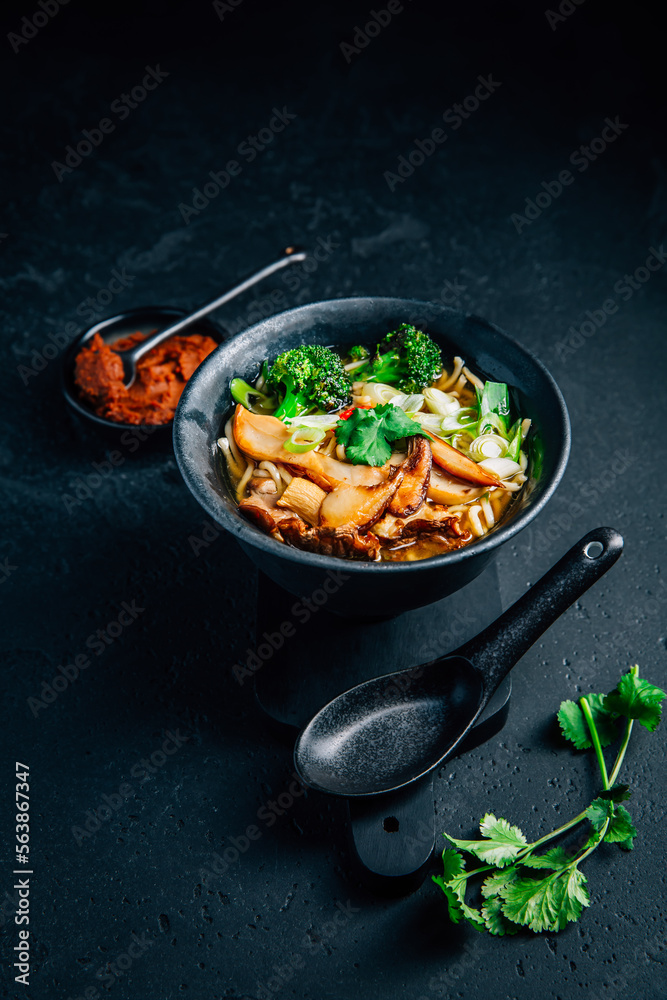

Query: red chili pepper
[339,402,373,420]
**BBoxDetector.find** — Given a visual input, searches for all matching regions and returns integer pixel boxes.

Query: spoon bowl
[294,527,624,796]
[300,657,482,796]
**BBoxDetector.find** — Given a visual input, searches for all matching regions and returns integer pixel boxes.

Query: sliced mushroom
[238,490,297,539]
[373,502,469,542]
[428,467,485,505]
[388,436,432,517]
[276,477,327,526]
[319,468,404,532]
[248,476,278,495]
[430,433,500,487]
[279,519,381,561]
[234,405,388,489]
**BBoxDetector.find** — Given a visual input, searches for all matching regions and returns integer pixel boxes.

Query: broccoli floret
[267,345,352,420]
[348,344,370,361]
[354,323,442,393]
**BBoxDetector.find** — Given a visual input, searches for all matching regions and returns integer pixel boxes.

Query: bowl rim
[61,305,226,432]
[173,296,571,574]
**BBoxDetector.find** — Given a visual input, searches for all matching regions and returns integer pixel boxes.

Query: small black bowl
[61,306,226,444]
[173,297,570,617]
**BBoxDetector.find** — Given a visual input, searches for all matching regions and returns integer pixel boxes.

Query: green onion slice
[283,426,327,453]
[469,433,508,461]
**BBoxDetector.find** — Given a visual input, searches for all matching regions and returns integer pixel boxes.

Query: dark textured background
[2,1,666,998]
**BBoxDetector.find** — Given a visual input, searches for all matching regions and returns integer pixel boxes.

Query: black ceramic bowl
[173,298,570,617]
[61,306,225,442]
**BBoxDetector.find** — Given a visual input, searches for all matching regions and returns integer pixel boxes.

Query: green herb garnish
[434,665,665,935]
[334,403,431,466]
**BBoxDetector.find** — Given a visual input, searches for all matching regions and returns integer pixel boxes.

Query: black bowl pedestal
[254,561,511,896]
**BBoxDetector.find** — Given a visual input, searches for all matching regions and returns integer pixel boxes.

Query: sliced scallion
[479,381,510,435]
[423,387,461,416]
[283,426,327,453]
[469,433,508,461]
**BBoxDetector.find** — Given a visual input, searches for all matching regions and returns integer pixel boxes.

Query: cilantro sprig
[334,403,430,466]
[434,665,665,935]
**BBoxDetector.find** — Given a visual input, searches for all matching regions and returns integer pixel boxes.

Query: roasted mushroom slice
[239,492,298,540]
[388,436,432,517]
[430,433,500,487]
[248,476,278,495]
[280,519,381,561]
[319,468,404,532]
[428,467,486,505]
[373,502,470,543]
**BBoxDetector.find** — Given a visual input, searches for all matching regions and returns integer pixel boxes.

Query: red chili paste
[74,331,217,425]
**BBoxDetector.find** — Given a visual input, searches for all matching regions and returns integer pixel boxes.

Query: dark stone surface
[1,2,666,998]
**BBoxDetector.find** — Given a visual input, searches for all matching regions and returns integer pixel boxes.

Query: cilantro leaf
[598,784,631,802]
[335,408,393,465]
[501,869,590,933]
[432,850,485,930]
[557,693,619,750]
[481,867,519,898]
[603,670,666,732]
[604,804,637,850]
[334,403,430,466]
[440,846,464,881]
[586,796,613,832]
[482,896,518,936]
[446,814,527,867]
[375,402,430,440]
[521,847,572,870]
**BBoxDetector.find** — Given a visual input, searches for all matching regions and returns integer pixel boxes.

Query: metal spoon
[294,527,623,797]
[114,246,306,386]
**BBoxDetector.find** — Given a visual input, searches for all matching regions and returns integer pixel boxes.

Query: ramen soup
[218,325,532,562]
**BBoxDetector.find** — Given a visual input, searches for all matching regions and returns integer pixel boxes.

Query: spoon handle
[455,527,623,699]
[124,246,306,364]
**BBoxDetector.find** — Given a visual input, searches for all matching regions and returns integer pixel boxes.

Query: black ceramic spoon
[294,527,623,797]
